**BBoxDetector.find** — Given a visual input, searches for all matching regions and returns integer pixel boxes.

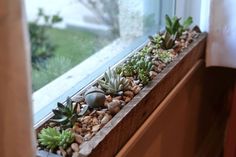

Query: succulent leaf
[98,68,130,95]
[51,97,87,127]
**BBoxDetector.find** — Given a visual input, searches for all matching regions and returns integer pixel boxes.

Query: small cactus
[98,68,130,95]
[38,127,74,150]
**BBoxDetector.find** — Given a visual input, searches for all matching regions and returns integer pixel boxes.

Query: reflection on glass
[25,0,174,91]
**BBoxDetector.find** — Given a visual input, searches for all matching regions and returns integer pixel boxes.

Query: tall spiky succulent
[38,127,74,150]
[161,15,193,50]
[51,97,88,128]
[98,68,130,95]
[165,15,193,37]
[160,32,177,50]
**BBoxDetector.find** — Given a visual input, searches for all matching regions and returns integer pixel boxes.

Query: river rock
[92,124,101,132]
[71,143,80,152]
[74,133,83,144]
[101,114,112,125]
[124,90,134,98]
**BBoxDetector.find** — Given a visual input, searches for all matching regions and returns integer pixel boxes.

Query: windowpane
[25,0,175,124]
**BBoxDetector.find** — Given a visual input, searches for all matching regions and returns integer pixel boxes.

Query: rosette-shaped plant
[149,35,162,49]
[51,97,88,128]
[98,68,130,95]
[134,57,153,85]
[156,50,173,64]
[38,127,74,150]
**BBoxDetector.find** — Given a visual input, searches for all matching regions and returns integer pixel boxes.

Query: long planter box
[37,33,207,157]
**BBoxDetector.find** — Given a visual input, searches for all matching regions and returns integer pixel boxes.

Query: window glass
[25,0,175,124]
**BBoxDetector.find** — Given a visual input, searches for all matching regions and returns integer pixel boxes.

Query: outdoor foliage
[29,8,62,66]
[32,56,72,91]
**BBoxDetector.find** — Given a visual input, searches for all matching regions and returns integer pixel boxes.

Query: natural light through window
[25,0,175,124]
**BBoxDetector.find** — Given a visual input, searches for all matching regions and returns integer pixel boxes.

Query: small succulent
[98,67,130,95]
[156,50,173,64]
[51,97,88,127]
[116,58,136,77]
[139,46,153,57]
[38,127,74,150]
[134,57,153,85]
[138,69,150,85]
[149,35,162,48]
[165,15,193,37]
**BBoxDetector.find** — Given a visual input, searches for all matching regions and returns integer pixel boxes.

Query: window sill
[36,33,207,157]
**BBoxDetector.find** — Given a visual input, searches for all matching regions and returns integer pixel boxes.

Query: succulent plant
[98,67,130,95]
[138,69,150,85]
[51,97,88,127]
[139,46,153,57]
[160,31,177,50]
[38,127,74,150]
[134,57,153,85]
[149,35,162,48]
[156,50,173,64]
[116,59,136,77]
[165,15,193,37]
[84,87,106,108]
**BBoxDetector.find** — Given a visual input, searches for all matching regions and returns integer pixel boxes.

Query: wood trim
[116,60,204,157]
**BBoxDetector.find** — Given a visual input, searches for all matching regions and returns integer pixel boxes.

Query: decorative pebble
[92,124,101,132]
[149,71,158,79]
[66,147,73,156]
[92,117,99,125]
[107,100,121,114]
[82,116,92,123]
[75,133,84,144]
[133,80,140,85]
[72,152,80,157]
[105,95,112,102]
[132,85,141,94]
[124,91,134,98]
[124,96,131,103]
[152,60,160,67]
[84,133,93,141]
[71,143,80,152]
[48,122,56,127]
[113,96,122,100]
[101,114,112,125]
[96,110,105,115]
